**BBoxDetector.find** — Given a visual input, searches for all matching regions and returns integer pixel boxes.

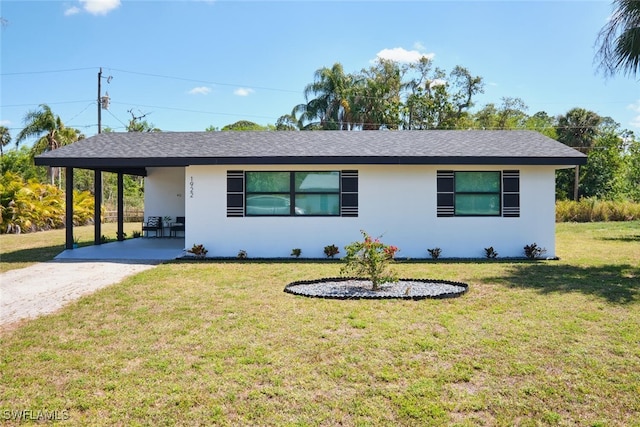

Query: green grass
[0,223,142,273]
[1,222,639,425]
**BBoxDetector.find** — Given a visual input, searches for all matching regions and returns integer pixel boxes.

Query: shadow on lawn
[484,262,639,305]
[0,245,65,264]
[598,234,640,242]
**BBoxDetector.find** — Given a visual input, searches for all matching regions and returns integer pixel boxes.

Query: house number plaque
[189,176,194,198]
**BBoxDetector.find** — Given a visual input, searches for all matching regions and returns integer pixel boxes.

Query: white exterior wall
[144,167,186,221]
[180,164,559,259]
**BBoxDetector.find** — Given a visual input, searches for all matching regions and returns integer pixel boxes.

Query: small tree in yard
[341,230,399,291]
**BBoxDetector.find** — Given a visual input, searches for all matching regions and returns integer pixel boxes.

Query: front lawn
[1,222,639,425]
[0,223,142,273]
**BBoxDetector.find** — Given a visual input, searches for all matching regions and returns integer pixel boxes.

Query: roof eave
[34,155,588,168]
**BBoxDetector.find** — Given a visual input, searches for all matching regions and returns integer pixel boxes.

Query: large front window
[245,171,340,216]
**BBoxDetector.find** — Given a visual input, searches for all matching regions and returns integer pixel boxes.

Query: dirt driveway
[0,261,157,330]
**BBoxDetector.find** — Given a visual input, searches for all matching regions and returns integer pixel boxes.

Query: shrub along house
[35,130,586,258]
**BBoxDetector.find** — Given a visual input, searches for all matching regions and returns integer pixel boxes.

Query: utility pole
[96,68,111,244]
[97,68,111,133]
[98,67,102,133]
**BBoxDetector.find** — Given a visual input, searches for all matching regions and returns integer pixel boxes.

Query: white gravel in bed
[285,279,467,299]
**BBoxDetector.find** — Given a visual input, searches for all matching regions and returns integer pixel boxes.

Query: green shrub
[556,198,640,222]
[187,244,208,259]
[341,230,399,291]
[524,243,546,260]
[1,172,96,234]
[323,244,340,258]
[427,248,442,259]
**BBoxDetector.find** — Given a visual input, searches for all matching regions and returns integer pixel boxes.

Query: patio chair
[170,216,185,237]
[142,216,163,237]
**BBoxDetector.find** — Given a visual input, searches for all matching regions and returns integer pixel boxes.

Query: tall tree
[555,108,603,200]
[15,104,82,185]
[354,59,403,130]
[595,0,640,78]
[472,98,528,130]
[275,114,300,131]
[0,126,10,158]
[525,111,558,139]
[403,59,483,130]
[495,97,528,129]
[221,120,269,131]
[449,65,484,121]
[295,63,355,130]
[620,131,640,201]
[579,121,626,199]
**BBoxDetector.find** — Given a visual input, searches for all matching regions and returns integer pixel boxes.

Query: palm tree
[0,126,10,157]
[595,0,640,78]
[16,104,82,185]
[556,108,603,200]
[297,63,354,130]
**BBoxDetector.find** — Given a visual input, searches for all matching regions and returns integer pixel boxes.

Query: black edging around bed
[283,277,469,300]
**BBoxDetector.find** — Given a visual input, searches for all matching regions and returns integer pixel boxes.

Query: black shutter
[227,170,244,217]
[437,171,454,217]
[341,170,358,217]
[502,170,520,217]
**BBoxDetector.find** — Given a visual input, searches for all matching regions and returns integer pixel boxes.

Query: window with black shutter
[227,170,358,217]
[437,170,520,217]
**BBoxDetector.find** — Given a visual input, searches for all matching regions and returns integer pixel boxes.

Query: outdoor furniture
[170,216,185,237]
[142,216,163,237]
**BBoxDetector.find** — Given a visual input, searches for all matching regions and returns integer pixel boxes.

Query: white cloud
[234,88,254,97]
[628,100,640,128]
[64,6,81,16]
[188,86,211,95]
[0,119,11,127]
[374,47,435,64]
[79,0,121,15]
[430,79,447,88]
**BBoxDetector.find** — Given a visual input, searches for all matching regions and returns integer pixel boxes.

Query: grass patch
[0,223,141,273]
[0,222,639,425]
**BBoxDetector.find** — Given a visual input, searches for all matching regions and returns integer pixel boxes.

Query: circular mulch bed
[284,277,468,300]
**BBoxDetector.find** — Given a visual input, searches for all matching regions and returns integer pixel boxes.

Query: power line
[1,100,95,108]
[109,100,278,121]
[108,68,301,94]
[105,108,129,129]
[0,67,97,76]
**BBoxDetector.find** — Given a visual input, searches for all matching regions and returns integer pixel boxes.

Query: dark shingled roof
[34,130,587,170]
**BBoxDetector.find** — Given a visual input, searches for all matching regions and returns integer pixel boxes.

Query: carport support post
[65,167,74,250]
[94,169,102,245]
[117,172,124,241]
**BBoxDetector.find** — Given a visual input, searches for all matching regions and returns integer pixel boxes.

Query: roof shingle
[35,130,587,169]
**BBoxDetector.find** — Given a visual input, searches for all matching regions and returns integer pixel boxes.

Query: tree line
[1,0,639,232]
[1,57,639,234]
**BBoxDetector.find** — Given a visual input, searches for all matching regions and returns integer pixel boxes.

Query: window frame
[453,171,502,217]
[245,171,341,217]
[437,170,520,218]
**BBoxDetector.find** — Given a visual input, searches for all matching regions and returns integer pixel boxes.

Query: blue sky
[1,0,639,144]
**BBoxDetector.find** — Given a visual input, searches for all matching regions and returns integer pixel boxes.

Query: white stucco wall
[144,167,186,223]
[175,164,559,259]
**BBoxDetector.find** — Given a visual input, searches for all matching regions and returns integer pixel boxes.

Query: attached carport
[35,141,148,250]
